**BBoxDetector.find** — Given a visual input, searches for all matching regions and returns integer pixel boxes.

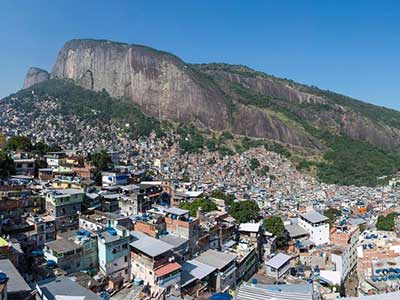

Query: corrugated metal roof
[37,276,101,300]
[301,211,328,224]
[194,249,236,270]
[235,284,313,300]
[164,207,189,216]
[130,231,174,257]
[265,253,291,269]
[285,224,308,238]
[154,262,181,277]
[181,260,217,287]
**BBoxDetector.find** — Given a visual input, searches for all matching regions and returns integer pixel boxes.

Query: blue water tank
[100,292,110,300]
[47,260,57,268]
[107,227,117,236]
[209,293,233,300]
[0,273,8,284]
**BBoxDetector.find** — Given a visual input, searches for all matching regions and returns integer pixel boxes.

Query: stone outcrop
[23,67,50,89]
[51,39,230,130]
[23,38,398,150]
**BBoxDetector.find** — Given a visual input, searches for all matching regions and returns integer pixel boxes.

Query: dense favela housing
[0,134,400,300]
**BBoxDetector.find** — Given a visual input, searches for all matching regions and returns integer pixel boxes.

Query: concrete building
[298,211,330,246]
[45,189,84,231]
[43,229,98,274]
[265,253,292,280]
[0,259,32,300]
[101,172,129,187]
[13,158,35,176]
[238,222,263,259]
[164,207,200,255]
[35,276,101,300]
[45,152,66,169]
[180,260,217,297]
[97,226,131,289]
[330,225,359,282]
[194,249,237,292]
[26,215,56,249]
[130,231,181,296]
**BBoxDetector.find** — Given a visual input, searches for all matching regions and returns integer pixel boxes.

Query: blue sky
[1,0,399,110]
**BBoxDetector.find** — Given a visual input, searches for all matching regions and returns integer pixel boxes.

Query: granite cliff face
[51,39,230,130]
[23,67,50,89]
[22,39,400,150]
[194,64,400,149]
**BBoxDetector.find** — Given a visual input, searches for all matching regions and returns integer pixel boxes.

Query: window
[124,256,128,262]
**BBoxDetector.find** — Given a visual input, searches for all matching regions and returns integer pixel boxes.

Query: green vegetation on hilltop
[300,87,400,129]
[263,216,286,248]
[249,158,260,170]
[8,75,400,188]
[317,134,400,187]
[90,150,113,184]
[15,79,161,138]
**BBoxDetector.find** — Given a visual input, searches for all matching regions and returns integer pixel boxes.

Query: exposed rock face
[51,39,230,130]
[23,67,50,89]
[48,39,400,149]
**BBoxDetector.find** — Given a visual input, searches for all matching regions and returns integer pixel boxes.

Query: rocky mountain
[13,38,400,186]
[23,67,50,89]
[34,39,400,151]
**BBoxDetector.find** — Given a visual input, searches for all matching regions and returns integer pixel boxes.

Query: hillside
[0,79,161,153]
[8,38,400,186]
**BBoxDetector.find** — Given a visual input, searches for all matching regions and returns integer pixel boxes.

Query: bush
[230,200,260,223]
[180,198,218,217]
[376,213,398,231]
[0,151,15,178]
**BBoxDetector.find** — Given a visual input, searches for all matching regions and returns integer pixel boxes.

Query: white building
[298,210,330,246]
[330,225,359,282]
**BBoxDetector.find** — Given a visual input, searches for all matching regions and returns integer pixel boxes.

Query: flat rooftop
[301,210,328,224]
[45,239,81,253]
[130,231,174,257]
[0,259,31,293]
[266,253,292,269]
[194,249,237,270]
[37,276,101,300]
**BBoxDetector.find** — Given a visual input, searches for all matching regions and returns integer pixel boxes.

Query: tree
[264,216,285,238]
[249,158,260,170]
[264,216,286,249]
[32,141,62,155]
[324,208,342,225]
[0,150,15,178]
[91,150,113,184]
[180,198,218,217]
[209,190,235,206]
[91,150,113,171]
[5,136,32,151]
[257,165,269,176]
[376,213,398,231]
[229,200,260,223]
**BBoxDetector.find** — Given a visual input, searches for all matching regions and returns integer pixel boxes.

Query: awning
[155,262,181,278]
